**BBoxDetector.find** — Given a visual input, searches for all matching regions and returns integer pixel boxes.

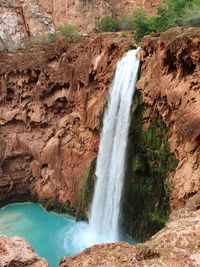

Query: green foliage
[130,0,200,42]
[132,155,143,172]
[97,16,117,32]
[130,8,156,42]
[148,211,168,225]
[122,91,179,241]
[182,0,200,26]
[59,24,78,40]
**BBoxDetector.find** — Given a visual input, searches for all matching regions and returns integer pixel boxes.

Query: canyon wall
[0,33,133,210]
[38,0,163,32]
[137,27,200,211]
[0,0,55,52]
[60,27,200,267]
[0,0,163,52]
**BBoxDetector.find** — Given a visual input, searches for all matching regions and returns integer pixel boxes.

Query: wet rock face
[0,33,133,209]
[137,27,200,212]
[0,236,49,267]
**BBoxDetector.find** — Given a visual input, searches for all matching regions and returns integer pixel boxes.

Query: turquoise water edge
[0,203,136,267]
[0,203,77,267]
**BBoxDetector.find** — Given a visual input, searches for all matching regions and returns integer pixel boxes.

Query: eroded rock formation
[0,236,49,267]
[137,27,200,211]
[0,33,133,210]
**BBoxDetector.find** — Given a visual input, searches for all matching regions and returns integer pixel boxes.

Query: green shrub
[59,24,78,40]
[97,16,117,32]
[182,0,200,26]
[130,8,156,42]
[129,0,199,42]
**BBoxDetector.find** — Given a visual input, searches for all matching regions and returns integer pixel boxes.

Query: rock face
[0,0,163,52]
[137,27,200,211]
[60,27,200,267]
[0,33,133,210]
[0,0,55,52]
[60,207,200,267]
[0,236,49,267]
[39,0,163,33]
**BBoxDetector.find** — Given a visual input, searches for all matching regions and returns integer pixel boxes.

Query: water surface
[0,203,136,267]
[0,203,77,267]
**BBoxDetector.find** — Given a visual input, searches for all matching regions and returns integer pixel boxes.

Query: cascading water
[89,48,140,243]
[0,49,139,267]
[65,49,140,253]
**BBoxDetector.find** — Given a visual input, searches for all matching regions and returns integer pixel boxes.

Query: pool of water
[0,203,136,267]
[0,203,81,267]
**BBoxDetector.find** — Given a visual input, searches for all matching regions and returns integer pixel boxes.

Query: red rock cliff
[0,33,133,209]
[39,0,163,32]
[137,27,200,211]
[60,27,200,267]
[0,0,163,52]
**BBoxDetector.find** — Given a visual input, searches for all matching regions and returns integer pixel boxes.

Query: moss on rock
[75,158,96,221]
[43,200,76,216]
[122,91,178,242]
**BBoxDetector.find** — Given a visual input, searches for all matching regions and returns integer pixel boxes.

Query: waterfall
[89,49,140,243]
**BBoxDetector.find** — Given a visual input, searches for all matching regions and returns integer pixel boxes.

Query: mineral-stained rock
[0,33,133,210]
[60,207,200,267]
[0,236,49,267]
[137,27,200,211]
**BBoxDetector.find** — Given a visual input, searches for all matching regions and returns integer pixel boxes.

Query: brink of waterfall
[89,49,140,243]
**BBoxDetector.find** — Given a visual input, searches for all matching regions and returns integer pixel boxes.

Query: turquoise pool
[0,203,79,267]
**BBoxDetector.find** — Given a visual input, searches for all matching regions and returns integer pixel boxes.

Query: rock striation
[0,33,133,210]
[0,236,49,267]
[39,0,163,33]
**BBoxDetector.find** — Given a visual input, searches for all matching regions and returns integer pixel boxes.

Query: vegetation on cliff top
[32,23,78,45]
[97,0,200,42]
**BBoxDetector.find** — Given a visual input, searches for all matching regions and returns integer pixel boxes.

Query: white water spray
[89,49,140,243]
[65,49,140,252]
